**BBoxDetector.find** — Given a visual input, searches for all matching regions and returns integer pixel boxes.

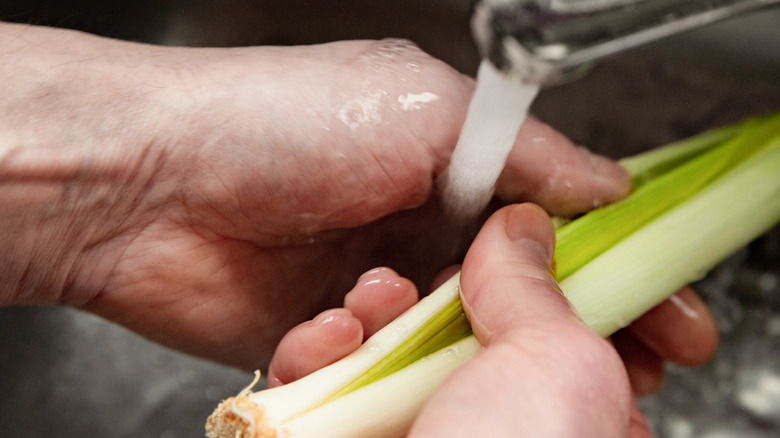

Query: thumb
[460,203,576,344]
[452,203,634,437]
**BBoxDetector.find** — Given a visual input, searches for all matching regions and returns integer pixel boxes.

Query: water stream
[438,60,539,221]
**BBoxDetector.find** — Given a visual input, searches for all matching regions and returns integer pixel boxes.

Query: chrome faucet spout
[472,0,780,85]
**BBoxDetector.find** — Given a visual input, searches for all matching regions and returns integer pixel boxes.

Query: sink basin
[1,1,779,437]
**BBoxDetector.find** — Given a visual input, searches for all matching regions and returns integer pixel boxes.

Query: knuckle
[357,38,442,78]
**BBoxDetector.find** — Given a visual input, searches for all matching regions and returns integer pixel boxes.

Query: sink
[1,1,779,437]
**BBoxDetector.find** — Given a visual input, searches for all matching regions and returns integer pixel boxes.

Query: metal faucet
[472,0,780,85]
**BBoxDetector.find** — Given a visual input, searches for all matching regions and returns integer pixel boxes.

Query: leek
[206,112,780,438]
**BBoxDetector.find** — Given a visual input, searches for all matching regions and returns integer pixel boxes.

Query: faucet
[471,0,780,86]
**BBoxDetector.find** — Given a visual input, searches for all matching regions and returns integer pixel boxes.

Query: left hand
[2,24,635,371]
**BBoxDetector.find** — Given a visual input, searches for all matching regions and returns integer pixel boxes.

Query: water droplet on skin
[397,92,440,111]
[362,39,421,72]
[360,267,385,278]
[669,294,700,320]
[336,89,384,130]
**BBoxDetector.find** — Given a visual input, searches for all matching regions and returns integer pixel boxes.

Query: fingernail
[357,268,385,283]
[586,149,632,197]
[505,204,555,264]
[355,267,405,290]
[310,308,352,327]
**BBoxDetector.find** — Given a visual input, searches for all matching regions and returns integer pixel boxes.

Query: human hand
[0,23,712,374]
[267,205,718,436]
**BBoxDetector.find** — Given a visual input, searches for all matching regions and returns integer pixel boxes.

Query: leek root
[206,112,780,438]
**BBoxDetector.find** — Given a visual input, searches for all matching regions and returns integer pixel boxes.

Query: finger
[612,330,665,396]
[628,286,718,367]
[496,117,632,217]
[459,203,570,343]
[266,308,362,388]
[628,398,655,438]
[411,204,632,437]
[200,39,478,235]
[268,267,419,387]
[344,267,419,339]
[429,264,461,291]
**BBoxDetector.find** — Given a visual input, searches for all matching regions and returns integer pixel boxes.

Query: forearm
[0,22,173,306]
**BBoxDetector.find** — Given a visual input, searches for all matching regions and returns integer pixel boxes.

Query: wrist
[0,23,178,306]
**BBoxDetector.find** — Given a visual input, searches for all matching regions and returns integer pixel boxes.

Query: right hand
[268,204,717,437]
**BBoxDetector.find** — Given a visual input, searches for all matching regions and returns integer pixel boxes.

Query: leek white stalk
[280,336,480,438]
[566,130,780,335]
[206,274,471,438]
[207,113,780,438]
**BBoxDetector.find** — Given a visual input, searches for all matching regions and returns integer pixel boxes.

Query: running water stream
[439,59,540,221]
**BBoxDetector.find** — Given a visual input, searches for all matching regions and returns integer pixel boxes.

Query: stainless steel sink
[1,1,779,437]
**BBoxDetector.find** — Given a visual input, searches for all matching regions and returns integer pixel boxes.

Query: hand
[267,204,718,436]
[0,23,709,374]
